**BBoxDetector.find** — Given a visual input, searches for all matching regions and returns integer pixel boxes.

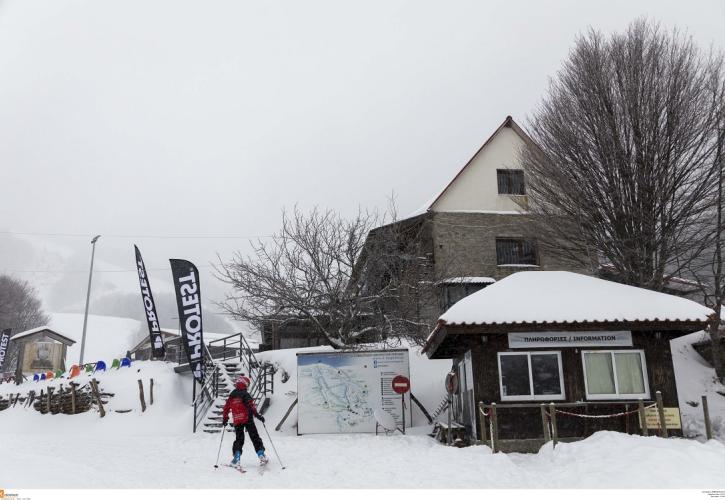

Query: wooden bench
[434,422,467,444]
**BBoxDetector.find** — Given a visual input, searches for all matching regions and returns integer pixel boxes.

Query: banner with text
[170,259,204,383]
[508,331,633,348]
[0,329,11,371]
[134,245,165,358]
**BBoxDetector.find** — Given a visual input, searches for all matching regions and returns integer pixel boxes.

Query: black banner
[169,259,204,383]
[0,329,10,371]
[134,245,165,359]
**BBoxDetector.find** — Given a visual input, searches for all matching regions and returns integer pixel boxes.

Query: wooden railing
[475,397,667,453]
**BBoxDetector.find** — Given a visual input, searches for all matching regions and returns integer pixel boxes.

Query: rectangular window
[497,169,526,195]
[496,238,538,266]
[498,351,565,401]
[582,350,649,400]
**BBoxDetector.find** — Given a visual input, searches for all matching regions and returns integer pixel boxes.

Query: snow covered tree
[216,206,427,348]
[521,19,724,292]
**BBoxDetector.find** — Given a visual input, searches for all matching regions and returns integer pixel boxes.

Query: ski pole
[261,422,286,469]
[213,425,227,468]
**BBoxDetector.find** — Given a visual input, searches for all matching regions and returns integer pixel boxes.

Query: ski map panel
[296,349,410,434]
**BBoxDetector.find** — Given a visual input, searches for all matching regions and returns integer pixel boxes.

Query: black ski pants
[232,420,265,456]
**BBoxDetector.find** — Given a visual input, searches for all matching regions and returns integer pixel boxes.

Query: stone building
[360,116,590,340]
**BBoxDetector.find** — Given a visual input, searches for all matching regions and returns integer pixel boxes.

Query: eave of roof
[9,326,76,344]
[422,317,711,358]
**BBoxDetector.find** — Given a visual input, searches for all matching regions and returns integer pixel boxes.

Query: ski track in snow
[3,429,725,488]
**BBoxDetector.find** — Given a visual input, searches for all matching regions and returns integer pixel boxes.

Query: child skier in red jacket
[222,376,268,467]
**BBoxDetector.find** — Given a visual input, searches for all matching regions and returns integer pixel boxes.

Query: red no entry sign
[392,375,410,394]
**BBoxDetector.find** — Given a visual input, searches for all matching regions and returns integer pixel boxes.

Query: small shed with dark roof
[422,271,714,450]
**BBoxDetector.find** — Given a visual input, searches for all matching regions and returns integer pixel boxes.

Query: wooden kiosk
[422,271,714,452]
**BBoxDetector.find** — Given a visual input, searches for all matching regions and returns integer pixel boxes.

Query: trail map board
[296,349,411,434]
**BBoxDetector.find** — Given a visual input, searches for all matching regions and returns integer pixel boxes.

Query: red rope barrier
[551,403,656,420]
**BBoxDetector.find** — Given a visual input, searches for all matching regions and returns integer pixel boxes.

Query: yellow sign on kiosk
[639,407,682,430]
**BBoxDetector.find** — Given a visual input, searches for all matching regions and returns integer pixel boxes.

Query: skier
[222,375,269,468]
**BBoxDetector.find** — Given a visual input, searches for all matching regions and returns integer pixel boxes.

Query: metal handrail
[192,344,221,432]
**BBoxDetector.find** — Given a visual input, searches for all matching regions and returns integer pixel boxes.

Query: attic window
[497,169,525,195]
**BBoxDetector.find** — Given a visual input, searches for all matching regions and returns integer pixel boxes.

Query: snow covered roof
[424,271,714,358]
[437,276,496,285]
[10,326,76,344]
[438,271,714,327]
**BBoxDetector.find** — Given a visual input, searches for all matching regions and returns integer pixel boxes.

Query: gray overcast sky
[1,0,724,328]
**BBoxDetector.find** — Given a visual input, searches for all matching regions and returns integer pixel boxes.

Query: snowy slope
[48,313,143,364]
[672,331,725,441]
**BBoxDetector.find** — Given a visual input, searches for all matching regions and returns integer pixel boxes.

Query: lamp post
[79,235,101,366]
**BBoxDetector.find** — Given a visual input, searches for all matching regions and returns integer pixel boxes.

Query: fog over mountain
[1,0,723,334]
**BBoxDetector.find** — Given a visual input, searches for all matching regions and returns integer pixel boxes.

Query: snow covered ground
[1,335,725,488]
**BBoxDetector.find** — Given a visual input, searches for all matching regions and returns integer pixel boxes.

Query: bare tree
[521,19,723,291]
[687,55,725,380]
[217,207,385,348]
[216,203,436,348]
[0,275,50,371]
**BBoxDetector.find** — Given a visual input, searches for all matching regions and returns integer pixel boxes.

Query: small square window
[498,351,565,401]
[582,350,649,400]
[497,169,526,195]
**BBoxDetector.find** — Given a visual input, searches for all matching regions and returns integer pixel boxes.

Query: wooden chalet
[422,271,714,452]
[9,327,76,380]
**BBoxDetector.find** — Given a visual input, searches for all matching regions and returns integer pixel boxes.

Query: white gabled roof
[10,326,76,343]
[439,271,714,326]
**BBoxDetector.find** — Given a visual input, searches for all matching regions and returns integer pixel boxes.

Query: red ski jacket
[222,388,259,425]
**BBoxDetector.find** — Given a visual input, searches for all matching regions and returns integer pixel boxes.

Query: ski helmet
[235,376,250,389]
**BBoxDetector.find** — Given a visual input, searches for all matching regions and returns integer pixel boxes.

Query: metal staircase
[187,333,274,433]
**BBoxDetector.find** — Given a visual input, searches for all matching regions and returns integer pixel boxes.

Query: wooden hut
[422,271,714,452]
[9,327,76,381]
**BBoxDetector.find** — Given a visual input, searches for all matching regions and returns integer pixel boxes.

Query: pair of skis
[224,459,269,474]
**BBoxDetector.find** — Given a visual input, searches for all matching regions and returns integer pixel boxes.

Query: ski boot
[230,451,241,467]
[257,450,269,465]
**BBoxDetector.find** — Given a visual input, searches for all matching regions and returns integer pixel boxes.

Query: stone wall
[430,212,591,282]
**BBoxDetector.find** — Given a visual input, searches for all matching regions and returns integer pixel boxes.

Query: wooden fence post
[549,402,558,447]
[138,379,147,412]
[490,403,498,454]
[702,395,713,441]
[71,384,77,415]
[656,391,668,438]
[477,402,487,445]
[638,399,648,436]
[541,404,551,443]
[150,378,154,406]
[91,378,106,418]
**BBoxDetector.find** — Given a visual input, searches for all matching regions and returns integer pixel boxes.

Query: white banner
[297,349,410,434]
[508,331,632,348]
